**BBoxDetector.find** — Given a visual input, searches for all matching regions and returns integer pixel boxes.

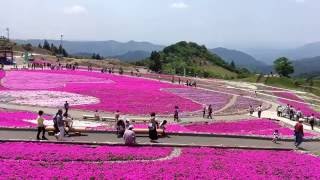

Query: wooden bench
[83,115,99,121]
[133,128,164,136]
[46,126,86,136]
[130,118,149,123]
[100,116,116,122]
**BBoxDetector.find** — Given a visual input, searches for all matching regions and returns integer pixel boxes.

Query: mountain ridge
[209,47,269,73]
[15,39,164,57]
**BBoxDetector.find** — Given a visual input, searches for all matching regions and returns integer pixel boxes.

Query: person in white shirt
[276,105,283,117]
[257,105,262,118]
[123,125,136,145]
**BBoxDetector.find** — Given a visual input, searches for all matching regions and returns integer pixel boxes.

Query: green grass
[239,75,320,97]
[203,65,238,79]
[264,77,299,89]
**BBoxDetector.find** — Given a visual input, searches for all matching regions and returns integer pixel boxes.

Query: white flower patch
[0,90,99,107]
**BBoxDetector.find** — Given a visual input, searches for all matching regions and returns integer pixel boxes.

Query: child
[272,130,280,143]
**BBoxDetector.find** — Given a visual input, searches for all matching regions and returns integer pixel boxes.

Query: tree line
[38,40,68,57]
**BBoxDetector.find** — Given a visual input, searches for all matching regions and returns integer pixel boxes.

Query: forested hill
[140,41,243,79]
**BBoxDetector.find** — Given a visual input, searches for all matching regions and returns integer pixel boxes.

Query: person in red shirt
[294,119,304,147]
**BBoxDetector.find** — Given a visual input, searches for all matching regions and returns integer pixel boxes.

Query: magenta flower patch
[0,143,319,179]
[0,142,172,161]
[275,92,320,117]
[1,70,202,115]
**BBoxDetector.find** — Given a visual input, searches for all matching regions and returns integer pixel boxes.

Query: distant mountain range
[292,56,320,77]
[15,39,320,76]
[209,47,270,73]
[244,41,320,64]
[112,50,151,62]
[15,39,164,57]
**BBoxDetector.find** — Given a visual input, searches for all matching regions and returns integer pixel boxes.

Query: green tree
[92,53,96,59]
[43,40,50,50]
[96,54,101,60]
[50,44,59,55]
[58,45,63,54]
[273,57,294,77]
[62,48,68,57]
[149,51,162,73]
[230,61,235,69]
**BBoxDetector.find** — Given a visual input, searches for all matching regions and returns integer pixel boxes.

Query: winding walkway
[1,129,320,155]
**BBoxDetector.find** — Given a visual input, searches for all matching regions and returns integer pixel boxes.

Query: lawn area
[202,65,238,79]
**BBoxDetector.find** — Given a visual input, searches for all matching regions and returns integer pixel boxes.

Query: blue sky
[0,0,319,48]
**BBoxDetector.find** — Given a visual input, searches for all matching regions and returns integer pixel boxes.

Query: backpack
[53,115,58,125]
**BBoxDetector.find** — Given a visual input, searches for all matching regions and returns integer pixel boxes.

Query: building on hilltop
[0,36,14,65]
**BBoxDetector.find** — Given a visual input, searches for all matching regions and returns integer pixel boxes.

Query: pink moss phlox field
[125,118,317,137]
[183,119,316,137]
[0,70,6,90]
[1,144,319,179]
[0,109,51,128]
[0,142,172,162]
[2,71,112,89]
[275,92,320,117]
[164,88,232,111]
[1,70,202,115]
[220,96,262,114]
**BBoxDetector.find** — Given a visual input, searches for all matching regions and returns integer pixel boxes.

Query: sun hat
[128,125,134,130]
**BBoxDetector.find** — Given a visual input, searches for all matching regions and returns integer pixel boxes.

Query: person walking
[257,105,262,118]
[296,109,302,121]
[276,105,282,117]
[294,119,304,147]
[309,114,315,130]
[202,105,206,118]
[289,106,295,120]
[249,105,254,116]
[64,101,69,115]
[54,109,65,141]
[123,125,136,145]
[148,112,159,142]
[174,106,179,122]
[36,110,48,140]
[115,110,120,121]
[207,105,213,119]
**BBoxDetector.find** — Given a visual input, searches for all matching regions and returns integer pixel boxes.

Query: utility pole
[6,28,9,41]
[60,34,63,54]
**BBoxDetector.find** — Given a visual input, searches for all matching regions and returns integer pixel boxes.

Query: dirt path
[215,95,237,114]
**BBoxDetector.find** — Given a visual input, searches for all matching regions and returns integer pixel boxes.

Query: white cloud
[63,5,88,15]
[170,2,189,9]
